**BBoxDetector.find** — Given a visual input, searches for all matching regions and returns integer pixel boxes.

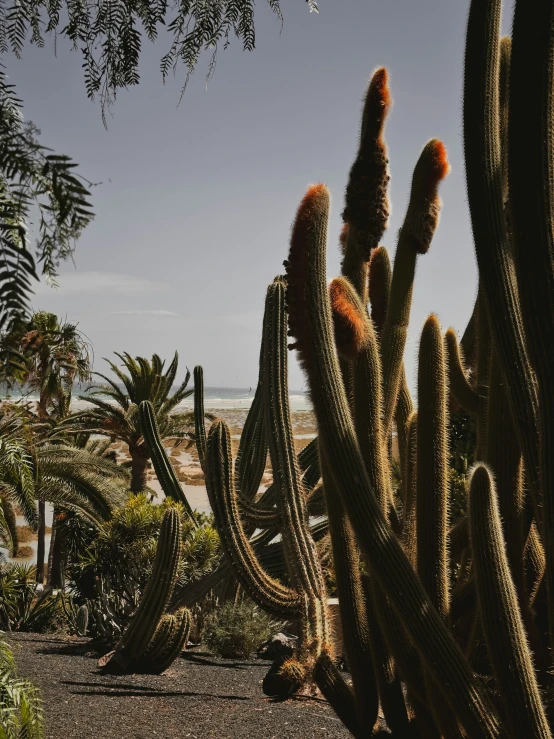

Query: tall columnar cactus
[139,399,197,525]
[100,507,189,674]
[202,278,356,706]
[192,0,554,733]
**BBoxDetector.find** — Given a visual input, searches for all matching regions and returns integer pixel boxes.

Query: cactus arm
[192,366,208,474]
[368,245,413,500]
[139,608,191,674]
[445,328,479,414]
[206,419,301,619]
[236,382,268,501]
[401,411,418,565]
[368,245,391,336]
[417,315,450,618]
[362,575,413,735]
[139,400,197,525]
[285,184,501,738]
[379,140,449,441]
[320,452,379,733]
[460,295,478,376]
[417,315,464,739]
[525,523,546,609]
[306,484,326,516]
[107,508,182,672]
[463,0,541,521]
[509,0,554,657]
[262,278,330,659]
[312,651,365,739]
[395,369,413,498]
[469,465,551,738]
[485,351,524,601]
[341,68,391,303]
[236,496,281,529]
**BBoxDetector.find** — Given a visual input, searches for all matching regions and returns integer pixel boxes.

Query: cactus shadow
[181,652,260,669]
[60,680,250,701]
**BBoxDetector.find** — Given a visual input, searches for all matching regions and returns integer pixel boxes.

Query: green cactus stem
[284,182,501,738]
[417,314,450,618]
[341,67,391,301]
[313,651,364,738]
[509,0,554,657]
[138,608,191,674]
[206,420,300,620]
[262,278,330,663]
[379,140,450,442]
[76,605,88,637]
[463,0,541,523]
[417,314,463,739]
[401,411,418,565]
[320,451,379,733]
[469,464,551,738]
[193,366,208,474]
[445,328,479,415]
[139,400,197,525]
[105,507,183,672]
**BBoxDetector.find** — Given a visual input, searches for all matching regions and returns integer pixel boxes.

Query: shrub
[203,600,281,659]
[66,495,219,643]
[0,564,63,632]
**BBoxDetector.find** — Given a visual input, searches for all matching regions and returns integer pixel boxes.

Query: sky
[7,0,513,391]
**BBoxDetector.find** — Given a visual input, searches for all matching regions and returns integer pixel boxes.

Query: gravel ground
[6,633,352,739]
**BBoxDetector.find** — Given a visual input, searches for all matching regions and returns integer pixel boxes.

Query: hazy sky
[8,1,513,391]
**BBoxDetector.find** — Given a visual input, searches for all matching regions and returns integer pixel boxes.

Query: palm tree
[70,352,193,494]
[4,311,92,582]
[0,634,43,738]
[0,409,128,578]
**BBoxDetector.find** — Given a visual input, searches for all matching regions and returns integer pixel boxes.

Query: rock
[257,632,298,661]
[261,655,301,698]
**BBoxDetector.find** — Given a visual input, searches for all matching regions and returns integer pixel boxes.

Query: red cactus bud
[330,277,369,359]
[285,184,330,375]
[402,139,450,255]
[339,223,349,255]
[361,67,392,141]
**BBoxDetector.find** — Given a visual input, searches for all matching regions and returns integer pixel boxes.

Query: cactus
[139,400,197,525]
[100,507,184,673]
[469,465,550,738]
[203,278,349,700]
[76,605,88,637]
[192,0,554,733]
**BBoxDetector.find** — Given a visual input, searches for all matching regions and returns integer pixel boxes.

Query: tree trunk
[129,442,150,493]
[36,500,46,583]
[47,508,67,589]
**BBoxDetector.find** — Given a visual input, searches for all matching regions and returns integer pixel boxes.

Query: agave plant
[70,352,194,493]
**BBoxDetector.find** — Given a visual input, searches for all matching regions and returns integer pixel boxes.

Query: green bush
[67,495,219,642]
[0,634,44,739]
[203,600,281,659]
[0,564,63,632]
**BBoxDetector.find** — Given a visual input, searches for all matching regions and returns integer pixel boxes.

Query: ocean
[1,387,313,413]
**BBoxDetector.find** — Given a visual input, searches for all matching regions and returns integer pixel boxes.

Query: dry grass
[16,525,36,543]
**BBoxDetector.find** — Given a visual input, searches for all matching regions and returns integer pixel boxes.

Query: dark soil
[6,633,352,739]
